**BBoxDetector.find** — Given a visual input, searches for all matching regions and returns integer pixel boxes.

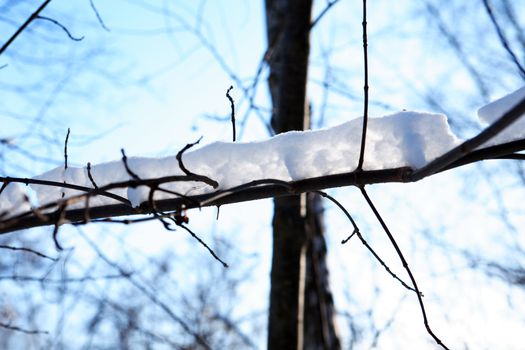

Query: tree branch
[408,96,525,181]
[0,0,53,56]
[1,130,525,233]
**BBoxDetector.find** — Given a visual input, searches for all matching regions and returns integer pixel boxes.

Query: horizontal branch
[408,96,525,181]
[0,167,409,233]
[1,132,524,234]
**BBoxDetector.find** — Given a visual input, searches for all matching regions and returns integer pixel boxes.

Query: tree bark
[265,1,340,349]
[303,193,341,350]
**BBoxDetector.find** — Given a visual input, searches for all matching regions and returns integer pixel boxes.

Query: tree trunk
[265,1,340,349]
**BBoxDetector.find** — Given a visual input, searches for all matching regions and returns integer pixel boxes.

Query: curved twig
[316,190,418,294]
[36,16,84,41]
[360,187,450,350]
[176,138,219,188]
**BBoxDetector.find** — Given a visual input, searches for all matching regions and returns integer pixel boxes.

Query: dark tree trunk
[265,1,340,349]
[303,193,341,350]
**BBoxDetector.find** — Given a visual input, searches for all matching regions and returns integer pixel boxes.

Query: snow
[477,86,525,145]
[1,87,524,214]
[0,183,31,218]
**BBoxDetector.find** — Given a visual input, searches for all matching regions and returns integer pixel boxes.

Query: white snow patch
[0,183,31,219]
[22,111,459,209]
[478,86,525,145]
[2,91,524,214]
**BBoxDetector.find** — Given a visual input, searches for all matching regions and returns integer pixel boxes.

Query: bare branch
[0,244,57,261]
[2,120,525,234]
[0,322,48,335]
[52,203,66,250]
[0,181,7,195]
[64,127,71,170]
[0,274,131,283]
[226,86,236,142]
[35,16,84,41]
[177,223,228,268]
[86,162,99,189]
[423,1,491,99]
[0,176,130,205]
[176,138,219,188]
[121,149,141,181]
[360,187,450,350]
[89,0,110,31]
[0,0,53,56]
[408,96,525,181]
[481,0,525,78]
[310,0,341,30]
[356,0,369,171]
[316,191,418,294]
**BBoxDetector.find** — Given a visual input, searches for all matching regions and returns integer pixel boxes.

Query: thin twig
[177,223,228,268]
[0,181,7,195]
[36,16,84,41]
[62,128,71,198]
[226,86,236,142]
[0,322,48,335]
[316,190,417,294]
[86,162,99,189]
[52,204,66,251]
[176,137,202,176]
[360,186,450,350]
[0,176,130,205]
[144,186,226,267]
[341,231,356,244]
[176,138,218,188]
[356,0,369,171]
[64,128,70,170]
[89,0,110,31]
[481,0,525,78]
[0,274,130,283]
[310,0,341,29]
[0,0,53,56]
[0,245,57,261]
[121,149,141,180]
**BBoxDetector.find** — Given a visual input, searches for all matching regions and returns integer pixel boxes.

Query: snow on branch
[1,87,525,233]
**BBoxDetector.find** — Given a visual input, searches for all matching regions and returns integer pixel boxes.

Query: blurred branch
[0,273,131,283]
[0,244,57,261]
[0,322,48,335]
[310,0,341,29]
[89,0,110,31]
[481,0,525,78]
[424,1,490,99]
[78,229,212,349]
